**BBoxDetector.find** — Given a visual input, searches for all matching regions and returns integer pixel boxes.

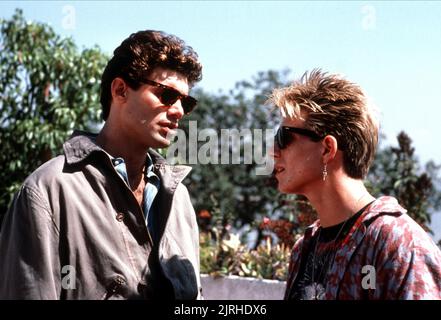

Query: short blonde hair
[269,69,378,179]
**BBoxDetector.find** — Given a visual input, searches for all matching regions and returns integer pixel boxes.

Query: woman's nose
[269,141,280,159]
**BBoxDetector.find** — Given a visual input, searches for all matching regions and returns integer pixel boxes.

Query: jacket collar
[304,196,407,238]
[63,130,102,165]
[63,130,192,189]
[148,148,192,193]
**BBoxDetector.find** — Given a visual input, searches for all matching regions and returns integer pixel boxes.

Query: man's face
[120,67,190,149]
[272,116,323,195]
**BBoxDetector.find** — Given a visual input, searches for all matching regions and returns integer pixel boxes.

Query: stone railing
[200,274,286,300]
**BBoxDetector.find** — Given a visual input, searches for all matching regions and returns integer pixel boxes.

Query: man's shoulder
[24,130,102,190]
[6,155,67,216]
[23,155,66,190]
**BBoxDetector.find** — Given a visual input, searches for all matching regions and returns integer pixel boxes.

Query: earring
[322,164,328,181]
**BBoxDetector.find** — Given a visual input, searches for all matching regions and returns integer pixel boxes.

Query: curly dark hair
[100,30,203,120]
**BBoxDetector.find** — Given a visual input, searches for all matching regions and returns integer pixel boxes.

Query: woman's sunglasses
[275,126,323,149]
[142,79,197,114]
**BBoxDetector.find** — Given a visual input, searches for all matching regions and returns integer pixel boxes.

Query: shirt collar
[63,130,192,187]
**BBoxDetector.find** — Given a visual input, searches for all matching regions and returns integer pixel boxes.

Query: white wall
[201,274,286,300]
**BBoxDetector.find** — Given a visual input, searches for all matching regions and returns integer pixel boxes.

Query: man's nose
[167,99,185,119]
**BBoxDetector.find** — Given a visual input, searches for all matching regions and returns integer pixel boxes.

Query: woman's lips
[274,166,285,176]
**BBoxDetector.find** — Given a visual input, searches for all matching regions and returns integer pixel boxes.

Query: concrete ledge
[201,274,286,300]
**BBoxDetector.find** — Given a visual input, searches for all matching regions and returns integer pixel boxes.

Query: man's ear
[321,135,338,164]
[110,77,128,103]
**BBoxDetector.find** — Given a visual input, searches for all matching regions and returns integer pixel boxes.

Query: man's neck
[96,122,147,181]
[306,176,375,227]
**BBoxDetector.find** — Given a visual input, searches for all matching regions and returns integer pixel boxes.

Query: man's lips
[158,122,178,138]
[158,121,178,130]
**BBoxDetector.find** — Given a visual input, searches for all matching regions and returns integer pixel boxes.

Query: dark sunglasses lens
[182,96,197,114]
[160,88,180,106]
[275,129,284,149]
[276,128,292,149]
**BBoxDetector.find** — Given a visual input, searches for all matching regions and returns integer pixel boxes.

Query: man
[270,69,441,299]
[0,30,203,299]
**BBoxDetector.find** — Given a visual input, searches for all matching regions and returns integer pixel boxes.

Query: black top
[288,202,373,300]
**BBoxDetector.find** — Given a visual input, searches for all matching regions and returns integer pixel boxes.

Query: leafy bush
[198,198,293,281]
[0,9,107,224]
[200,229,291,281]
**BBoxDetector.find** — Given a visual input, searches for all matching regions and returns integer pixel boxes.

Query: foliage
[367,132,441,232]
[257,195,317,248]
[198,196,290,280]
[199,226,291,281]
[0,9,107,221]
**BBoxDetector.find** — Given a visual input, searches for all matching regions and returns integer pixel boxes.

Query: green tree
[367,132,441,233]
[0,9,107,222]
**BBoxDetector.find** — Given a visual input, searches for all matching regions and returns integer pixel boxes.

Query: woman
[270,69,441,299]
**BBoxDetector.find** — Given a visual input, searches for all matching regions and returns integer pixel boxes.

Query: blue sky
[2,0,441,239]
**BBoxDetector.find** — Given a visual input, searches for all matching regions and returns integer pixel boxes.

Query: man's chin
[152,137,171,149]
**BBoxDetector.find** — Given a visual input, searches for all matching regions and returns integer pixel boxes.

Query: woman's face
[273,116,324,195]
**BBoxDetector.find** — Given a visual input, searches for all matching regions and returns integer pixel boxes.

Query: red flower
[198,209,211,219]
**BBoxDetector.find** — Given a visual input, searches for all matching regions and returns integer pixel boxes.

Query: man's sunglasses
[275,126,323,149]
[142,79,197,114]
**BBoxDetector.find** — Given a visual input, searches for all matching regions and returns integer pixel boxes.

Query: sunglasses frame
[276,126,323,149]
[142,79,197,114]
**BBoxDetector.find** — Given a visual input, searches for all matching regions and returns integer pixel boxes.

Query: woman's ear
[111,77,128,103]
[321,135,338,164]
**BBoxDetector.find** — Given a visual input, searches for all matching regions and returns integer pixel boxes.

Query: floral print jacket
[284,196,441,299]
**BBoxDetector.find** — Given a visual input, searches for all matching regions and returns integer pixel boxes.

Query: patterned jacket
[284,196,441,299]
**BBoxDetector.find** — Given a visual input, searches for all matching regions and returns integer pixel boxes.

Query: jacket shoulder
[363,212,441,299]
[366,211,436,249]
[23,155,66,190]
